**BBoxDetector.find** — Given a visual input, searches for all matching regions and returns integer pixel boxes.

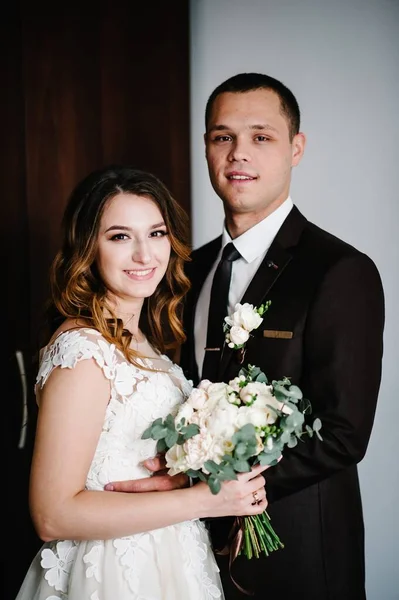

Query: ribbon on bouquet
[216,516,253,596]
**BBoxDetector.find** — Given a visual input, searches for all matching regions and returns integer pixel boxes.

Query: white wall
[190,1,399,598]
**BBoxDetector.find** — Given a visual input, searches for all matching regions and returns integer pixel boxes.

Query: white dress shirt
[194,197,293,376]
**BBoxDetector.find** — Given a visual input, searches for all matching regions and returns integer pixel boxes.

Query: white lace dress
[16,328,224,600]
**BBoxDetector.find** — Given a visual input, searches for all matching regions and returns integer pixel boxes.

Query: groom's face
[204,89,305,224]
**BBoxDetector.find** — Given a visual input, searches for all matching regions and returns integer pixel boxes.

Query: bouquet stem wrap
[216,512,284,595]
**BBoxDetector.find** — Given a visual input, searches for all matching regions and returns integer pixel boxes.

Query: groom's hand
[104,455,189,492]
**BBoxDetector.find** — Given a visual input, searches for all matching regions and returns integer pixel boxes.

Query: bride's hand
[196,463,268,518]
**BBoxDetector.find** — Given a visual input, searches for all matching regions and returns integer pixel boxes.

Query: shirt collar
[222,197,293,263]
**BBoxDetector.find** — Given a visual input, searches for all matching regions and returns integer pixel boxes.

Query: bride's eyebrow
[104,222,166,233]
[105,225,132,233]
[150,222,166,229]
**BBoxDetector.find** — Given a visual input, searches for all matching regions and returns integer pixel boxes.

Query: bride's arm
[30,359,267,542]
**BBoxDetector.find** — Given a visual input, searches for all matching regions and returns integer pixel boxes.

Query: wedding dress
[16,328,224,600]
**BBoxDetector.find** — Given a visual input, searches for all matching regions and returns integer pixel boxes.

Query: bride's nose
[132,240,151,265]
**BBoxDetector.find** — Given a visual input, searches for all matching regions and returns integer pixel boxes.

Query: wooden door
[3,4,190,597]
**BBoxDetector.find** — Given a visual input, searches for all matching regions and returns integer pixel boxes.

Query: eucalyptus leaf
[233,423,257,443]
[233,440,257,461]
[165,431,179,448]
[222,454,235,464]
[313,418,322,432]
[234,442,247,457]
[164,413,176,428]
[141,417,163,439]
[233,459,250,472]
[285,411,305,429]
[204,460,220,474]
[280,430,291,444]
[141,426,154,440]
[255,372,268,384]
[217,465,238,481]
[151,425,168,440]
[286,385,303,399]
[273,388,288,402]
[299,397,312,414]
[186,469,201,478]
[258,450,281,465]
[156,439,167,453]
[181,423,200,439]
[208,476,221,495]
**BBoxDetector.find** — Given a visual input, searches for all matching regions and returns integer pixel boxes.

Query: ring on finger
[251,491,262,506]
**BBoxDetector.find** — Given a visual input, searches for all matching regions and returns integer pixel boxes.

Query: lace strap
[36,329,116,388]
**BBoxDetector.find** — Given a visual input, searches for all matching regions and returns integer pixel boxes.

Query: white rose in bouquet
[183,431,222,471]
[175,402,194,426]
[202,382,230,412]
[197,379,212,392]
[165,443,188,475]
[236,405,269,429]
[239,381,273,405]
[187,387,208,410]
[206,402,239,440]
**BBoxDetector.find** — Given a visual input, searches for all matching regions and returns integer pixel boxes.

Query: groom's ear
[291,132,306,167]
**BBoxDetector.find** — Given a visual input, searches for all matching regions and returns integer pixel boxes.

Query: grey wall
[189,1,399,598]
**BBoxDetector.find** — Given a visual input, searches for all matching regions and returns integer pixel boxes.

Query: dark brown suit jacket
[180,206,385,600]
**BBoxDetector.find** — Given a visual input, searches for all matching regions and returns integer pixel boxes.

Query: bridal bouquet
[142,303,322,562]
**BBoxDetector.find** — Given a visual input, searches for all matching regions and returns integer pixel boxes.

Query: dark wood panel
[100,3,191,215]
[22,12,104,339]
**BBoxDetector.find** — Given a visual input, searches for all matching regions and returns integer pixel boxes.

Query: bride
[15,165,268,600]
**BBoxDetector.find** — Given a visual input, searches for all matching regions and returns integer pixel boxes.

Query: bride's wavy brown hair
[44,165,191,365]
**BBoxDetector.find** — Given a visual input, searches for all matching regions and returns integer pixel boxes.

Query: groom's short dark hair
[205,72,301,141]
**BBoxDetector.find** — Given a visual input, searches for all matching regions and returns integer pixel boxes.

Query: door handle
[15,350,28,449]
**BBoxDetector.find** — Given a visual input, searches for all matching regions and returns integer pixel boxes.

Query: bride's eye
[150,230,169,238]
[110,233,129,241]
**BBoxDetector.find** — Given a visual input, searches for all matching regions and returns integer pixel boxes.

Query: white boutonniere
[223,301,271,352]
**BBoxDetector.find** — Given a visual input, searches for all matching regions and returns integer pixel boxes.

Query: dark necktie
[202,242,241,381]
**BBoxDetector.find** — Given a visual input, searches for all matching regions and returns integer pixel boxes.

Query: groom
[107,73,385,600]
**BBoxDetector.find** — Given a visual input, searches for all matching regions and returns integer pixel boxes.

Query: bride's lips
[124,268,156,281]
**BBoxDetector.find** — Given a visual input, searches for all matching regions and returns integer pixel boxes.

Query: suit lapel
[217,206,307,380]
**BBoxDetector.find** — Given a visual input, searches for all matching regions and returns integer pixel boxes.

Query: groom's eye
[214,135,232,142]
